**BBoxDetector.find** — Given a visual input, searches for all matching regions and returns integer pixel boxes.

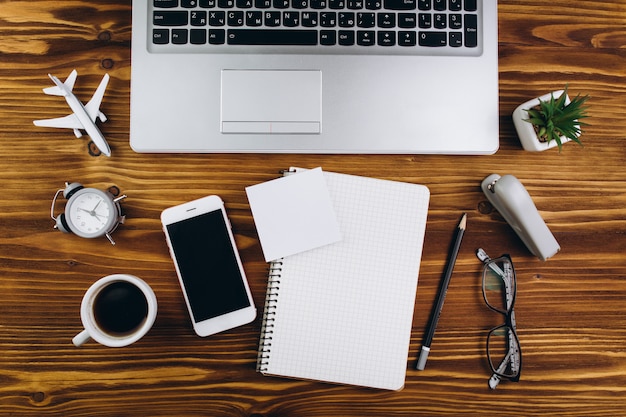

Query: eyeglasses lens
[483,258,514,313]
[487,325,521,378]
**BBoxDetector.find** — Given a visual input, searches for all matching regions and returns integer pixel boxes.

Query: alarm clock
[50,182,127,245]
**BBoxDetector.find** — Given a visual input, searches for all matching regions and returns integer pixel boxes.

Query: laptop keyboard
[150,0,483,56]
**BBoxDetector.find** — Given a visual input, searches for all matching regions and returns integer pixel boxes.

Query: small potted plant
[512,86,590,152]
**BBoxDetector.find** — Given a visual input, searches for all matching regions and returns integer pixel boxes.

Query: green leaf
[522,85,590,151]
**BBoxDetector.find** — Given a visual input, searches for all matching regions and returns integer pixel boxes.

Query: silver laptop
[130,0,498,154]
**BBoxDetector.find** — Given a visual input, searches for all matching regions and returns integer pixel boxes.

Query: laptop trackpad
[221,70,321,134]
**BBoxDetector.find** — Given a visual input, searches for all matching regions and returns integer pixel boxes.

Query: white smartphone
[161,195,256,337]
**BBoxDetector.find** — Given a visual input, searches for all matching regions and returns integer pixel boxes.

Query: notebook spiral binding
[256,260,283,372]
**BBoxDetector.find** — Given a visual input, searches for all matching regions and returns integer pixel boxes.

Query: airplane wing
[84,74,109,122]
[43,69,77,96]
[33,113,83,129]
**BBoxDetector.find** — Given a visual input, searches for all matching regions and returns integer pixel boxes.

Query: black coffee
[94,281,148,336]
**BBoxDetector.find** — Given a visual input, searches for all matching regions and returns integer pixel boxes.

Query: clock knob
[63,182,84,199]
[55,214,71,233]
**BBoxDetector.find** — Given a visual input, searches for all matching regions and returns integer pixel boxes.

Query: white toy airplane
[33,70,111,157]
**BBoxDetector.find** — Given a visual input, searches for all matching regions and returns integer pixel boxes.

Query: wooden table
[1,1,625,415]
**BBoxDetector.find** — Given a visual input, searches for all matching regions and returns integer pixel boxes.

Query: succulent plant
[524,86,590,152]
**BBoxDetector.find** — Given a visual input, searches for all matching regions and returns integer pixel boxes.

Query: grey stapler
[481,174,560,261]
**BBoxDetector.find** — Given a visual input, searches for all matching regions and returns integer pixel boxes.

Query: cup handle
[72,329,91,347]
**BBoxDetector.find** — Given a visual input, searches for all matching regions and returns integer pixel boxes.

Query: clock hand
[90,200,107,221]
[93,210,110,222]
[91,200,102,212]
[78,206,104,222]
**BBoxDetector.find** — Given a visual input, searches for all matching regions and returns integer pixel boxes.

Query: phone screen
[166,209,251,322]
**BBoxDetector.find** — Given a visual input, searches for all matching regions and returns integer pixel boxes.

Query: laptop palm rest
[221,70,322,134]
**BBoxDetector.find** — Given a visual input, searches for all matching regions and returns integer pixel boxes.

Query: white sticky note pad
[246,168,342,262]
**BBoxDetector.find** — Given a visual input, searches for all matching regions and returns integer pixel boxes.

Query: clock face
[65,189,116,238]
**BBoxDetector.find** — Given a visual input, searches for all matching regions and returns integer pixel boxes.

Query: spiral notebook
[256,168,430,390]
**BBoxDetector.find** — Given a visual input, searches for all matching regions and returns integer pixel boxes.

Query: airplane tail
[43,86,65,96]
[42,70,78,96]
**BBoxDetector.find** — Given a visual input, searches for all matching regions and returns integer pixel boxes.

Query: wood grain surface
[1,0,626,415]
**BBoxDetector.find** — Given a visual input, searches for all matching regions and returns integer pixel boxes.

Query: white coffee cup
[73,274,157,347]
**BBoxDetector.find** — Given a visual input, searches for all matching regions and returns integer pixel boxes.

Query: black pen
[416,213,467,370]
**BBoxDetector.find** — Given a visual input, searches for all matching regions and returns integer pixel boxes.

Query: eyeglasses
[476,248,522,389]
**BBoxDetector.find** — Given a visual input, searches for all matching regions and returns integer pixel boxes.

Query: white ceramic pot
[512,90,571,152]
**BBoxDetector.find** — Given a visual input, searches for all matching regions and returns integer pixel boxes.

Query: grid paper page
[258,169,430,390]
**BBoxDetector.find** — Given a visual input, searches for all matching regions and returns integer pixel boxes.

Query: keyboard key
[320,30,337,44]
[347,0,364,9]
[418,13,431,28]
[191,10,207,25]
[366,0,382,9]
[153,29,170,44]
[339,12,355,27]
[398,30,416,46]
[311,0,328,8]
[190,28,207,43]
[449,31,462,47]
[377,31,395,46]
[464,13,477,47]
[434,13,446,29]
[181,0,198,7]
[283,11,300,26]
[302,11,319,27]
[154,0,179,8]
[433,0,445,11]
[273,0,289,7]
[384,0,416,10]
[417,0,430,9]
[357,30,375,45]
[449,13,462,29]
[464,0,477,12]
[246,11,263,25]
[228,11,245,25]
[154,11,188,26]
[227,29,318,44]
[449,0,462,11]
[398,13,416,28]
[320,12,337,26]
[265,11,281,26]
[419,31,446,46]
[377,13,395,28]
[209,29,226,43]
[338,30,355,45]
[293,0,308,8]
[172,29,188,44]
[357,12,375,27]
[209,11,226,25]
